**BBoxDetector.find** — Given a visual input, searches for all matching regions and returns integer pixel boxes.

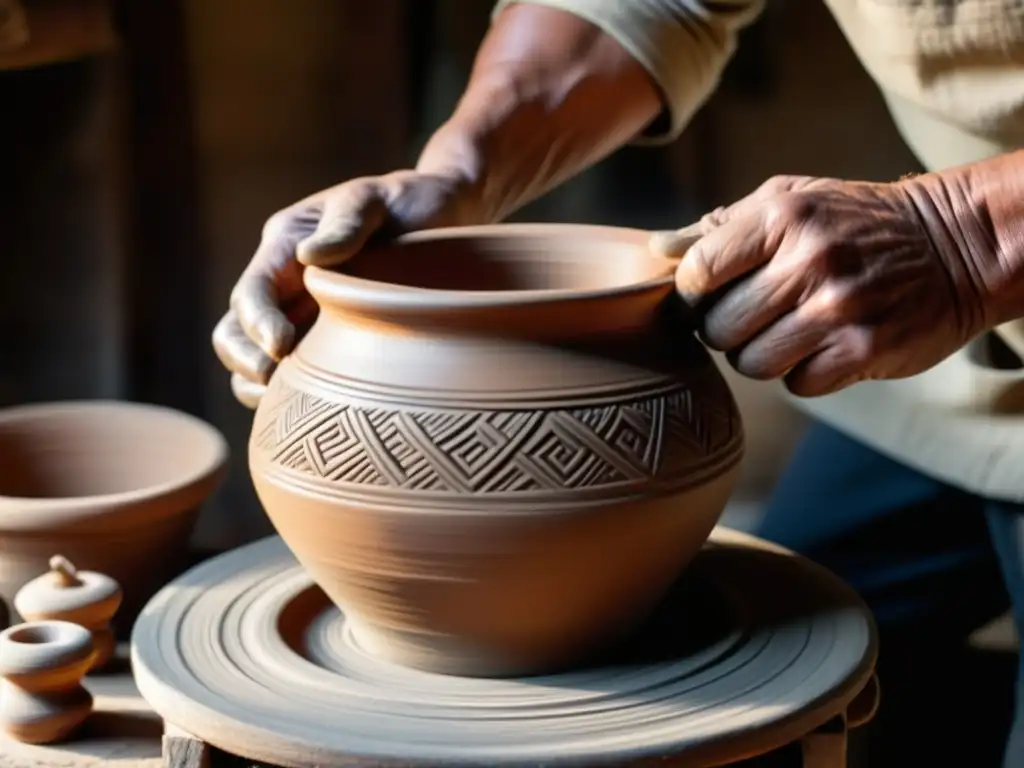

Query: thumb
[648,206,729,262]
[648,222,708,262]
[296,179,390,267]
[647,175,815,261]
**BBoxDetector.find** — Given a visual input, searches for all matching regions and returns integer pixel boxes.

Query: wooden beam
[116,0,207,415]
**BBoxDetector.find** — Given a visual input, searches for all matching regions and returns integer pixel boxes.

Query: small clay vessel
[249,224,745,677]
[14,556,122,671]
[0,620,95,744]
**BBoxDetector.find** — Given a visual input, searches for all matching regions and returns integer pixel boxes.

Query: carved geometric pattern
[253,379,740,494]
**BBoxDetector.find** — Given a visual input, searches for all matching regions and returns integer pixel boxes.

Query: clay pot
[249,224,744,677]
[0,401,228,630]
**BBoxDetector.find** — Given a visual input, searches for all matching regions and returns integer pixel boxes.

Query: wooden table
[1,667,876,768]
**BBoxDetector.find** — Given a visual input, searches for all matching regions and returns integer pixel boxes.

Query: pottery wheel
[131,528,876,767]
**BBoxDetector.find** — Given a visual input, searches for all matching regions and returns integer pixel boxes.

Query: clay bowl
[0,401,228,630]
[249,223,744,677]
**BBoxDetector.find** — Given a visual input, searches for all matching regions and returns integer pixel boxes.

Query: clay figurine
[0,619,95,744]
[14,556,122,671]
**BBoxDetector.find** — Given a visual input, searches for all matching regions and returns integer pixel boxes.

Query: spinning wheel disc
[131,530,876,767]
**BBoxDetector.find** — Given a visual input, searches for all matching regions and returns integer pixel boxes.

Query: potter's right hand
[212,171,479,409]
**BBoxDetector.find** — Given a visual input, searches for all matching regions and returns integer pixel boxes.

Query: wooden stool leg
[801,715,848,768]
[163,722,211,768]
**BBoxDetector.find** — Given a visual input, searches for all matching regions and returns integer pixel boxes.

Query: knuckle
[701,206,729,229]
[765,192,815,228]
[228,279,246,306]
[759,176,793,196]
[211,330,238,371]
[377,170,412,191]
[840,326,878,366]
[261,208,297,241]
[231,374,265,410]
[318,179,388,233]
[228,277,257,314]
[809,282,856,322]
[211,312,236,347]
[342,176,388,207]
[678,244,713,292]
[759,174,809,197]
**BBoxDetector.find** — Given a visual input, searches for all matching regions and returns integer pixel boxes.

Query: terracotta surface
[248,224,744,677]
[0,620,95,744]
[131,529,877,767]
[0,644,162,767]
[0,401,229,629]
[15,556,122,671]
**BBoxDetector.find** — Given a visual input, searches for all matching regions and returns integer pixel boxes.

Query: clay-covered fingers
[230,372,267,410]
[230,271,295,363]
[781,328,872,396]
[296,179,390,267]
[723,294,836,382]
[703,265,872,391]
[666,189,840,384]
[649,219,714,262]
[211,310,277,409]
[660,173,972,396]
[674,204,788,307]
[700,262,808,355]
[657,176,823,287]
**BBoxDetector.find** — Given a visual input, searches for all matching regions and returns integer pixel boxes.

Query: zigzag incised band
[252,379,741,495]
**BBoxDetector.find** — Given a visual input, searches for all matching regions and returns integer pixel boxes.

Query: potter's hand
[212,0,690,409]
[652,174,996,396]
[212,171,477,408]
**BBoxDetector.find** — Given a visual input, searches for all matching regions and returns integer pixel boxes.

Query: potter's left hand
[651,174,998,396]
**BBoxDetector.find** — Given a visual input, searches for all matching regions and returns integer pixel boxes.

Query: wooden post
[116,0,208,416]
[801,714,848,768]
[163,723,211,768]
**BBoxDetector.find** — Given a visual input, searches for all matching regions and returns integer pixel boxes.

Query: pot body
[249,227,744,677]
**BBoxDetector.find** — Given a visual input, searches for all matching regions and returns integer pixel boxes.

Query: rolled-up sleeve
[491,0,765,144]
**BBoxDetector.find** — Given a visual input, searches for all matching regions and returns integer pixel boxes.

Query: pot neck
[303,269,680,342]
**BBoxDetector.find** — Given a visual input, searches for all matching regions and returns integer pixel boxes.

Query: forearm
[416,3,661,222]
[903,150,1024,329]
[417,0,763,222]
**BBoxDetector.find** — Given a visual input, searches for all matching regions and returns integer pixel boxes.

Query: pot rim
[303,223,677,314]
[0,400,229,525]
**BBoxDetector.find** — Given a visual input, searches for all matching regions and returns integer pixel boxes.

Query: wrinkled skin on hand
[212,170,477,408]
[651,175,993,397]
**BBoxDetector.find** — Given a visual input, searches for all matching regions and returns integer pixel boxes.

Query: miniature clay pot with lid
[14,556,121,671]
[248,223,745,677]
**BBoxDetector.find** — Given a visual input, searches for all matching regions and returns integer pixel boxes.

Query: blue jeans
[757,422,1024,767]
